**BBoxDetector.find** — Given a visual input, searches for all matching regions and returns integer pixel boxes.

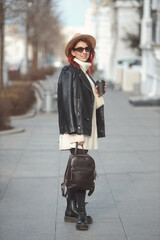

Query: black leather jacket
[57,64,105,138]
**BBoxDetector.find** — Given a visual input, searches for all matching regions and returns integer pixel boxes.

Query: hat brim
[65,34,96,57]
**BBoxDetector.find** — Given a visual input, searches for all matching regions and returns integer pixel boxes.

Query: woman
[57,33,106,230]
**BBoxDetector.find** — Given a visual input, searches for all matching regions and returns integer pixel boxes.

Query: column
[140,0,153,95]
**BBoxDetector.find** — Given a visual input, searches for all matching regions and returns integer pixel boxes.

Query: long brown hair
[67,38,95,75]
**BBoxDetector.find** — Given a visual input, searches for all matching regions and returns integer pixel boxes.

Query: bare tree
[0,0,63,89]
[0,0,26,90]
[27,0,63,71]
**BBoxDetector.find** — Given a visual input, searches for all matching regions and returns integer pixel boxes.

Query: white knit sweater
[59,58,104,150]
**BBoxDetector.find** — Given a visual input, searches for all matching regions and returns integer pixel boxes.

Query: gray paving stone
[0,150,22,200]
[107,172,160,200]
[98,137,134,152]
[14,150,60,178]
[123,135,160,151]
[98,151,147,173]
[116,201,160,237]
[0,150,22,172]
[136,151,160,172]
[55,221,126,240]
[0,178,57,240]
[0,130,32,150]
[106,172,160,239]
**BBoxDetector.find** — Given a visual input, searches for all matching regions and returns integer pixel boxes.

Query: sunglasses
[73,46,92,53]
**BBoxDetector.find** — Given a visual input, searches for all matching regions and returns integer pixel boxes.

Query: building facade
[85,0,140,81]
[140,0,160,96]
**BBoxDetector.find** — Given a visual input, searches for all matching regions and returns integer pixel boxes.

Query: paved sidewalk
[0,88,160,240]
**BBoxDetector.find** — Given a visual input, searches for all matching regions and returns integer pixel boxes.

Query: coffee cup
[96,80,106,95]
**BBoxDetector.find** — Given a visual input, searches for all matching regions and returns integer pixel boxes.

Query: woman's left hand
[78,141,84,146]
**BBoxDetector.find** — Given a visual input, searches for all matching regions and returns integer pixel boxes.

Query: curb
[0,127,25,136]
[10,109,36,120]
[0,108,36,136]
[129,96,160,106]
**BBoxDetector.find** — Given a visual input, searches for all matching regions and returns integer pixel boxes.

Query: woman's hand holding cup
[95,80,106,97]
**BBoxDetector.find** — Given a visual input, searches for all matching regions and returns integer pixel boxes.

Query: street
[0,88,160,240]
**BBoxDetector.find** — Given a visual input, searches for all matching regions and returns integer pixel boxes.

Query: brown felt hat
[65,33,96,57]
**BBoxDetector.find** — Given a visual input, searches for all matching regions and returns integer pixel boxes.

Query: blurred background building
[140,0,160,96]
[1,0,160,97]
[85,0,141,86]
[84,0,160,97]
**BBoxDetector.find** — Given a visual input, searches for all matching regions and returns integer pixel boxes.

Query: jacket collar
[71,64,93,94]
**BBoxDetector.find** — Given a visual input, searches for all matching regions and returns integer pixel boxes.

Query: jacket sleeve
[57,67,76,134]
[96,105,105,138]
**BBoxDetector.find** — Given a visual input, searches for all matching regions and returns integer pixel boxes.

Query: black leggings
[68,189,86,203]
[69,148,88,203]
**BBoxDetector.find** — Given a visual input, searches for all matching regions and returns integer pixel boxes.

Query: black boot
[76,202,88,230]
[64,198,93,224]
[64,198,78,222]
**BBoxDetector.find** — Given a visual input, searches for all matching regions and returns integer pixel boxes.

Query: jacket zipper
[79,76,94,96]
